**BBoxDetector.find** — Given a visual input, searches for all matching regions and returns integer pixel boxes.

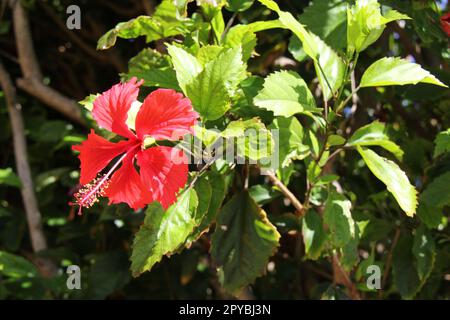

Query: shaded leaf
[0,251,38,278]
[302,209,327,260]
[417,171,450,228]
[433,128,450,158]
[226,0,254,12]
[0,168,21,188]
[211,192,280,294]
[323,191,355,247]
[412,225,435,282]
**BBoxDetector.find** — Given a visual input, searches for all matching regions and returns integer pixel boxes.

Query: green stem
[221,12,238,43]
[336,86,360,113]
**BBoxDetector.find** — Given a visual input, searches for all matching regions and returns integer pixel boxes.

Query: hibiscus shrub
[1,0,450,299]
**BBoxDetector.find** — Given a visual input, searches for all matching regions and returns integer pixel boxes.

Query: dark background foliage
[0,0,449,299]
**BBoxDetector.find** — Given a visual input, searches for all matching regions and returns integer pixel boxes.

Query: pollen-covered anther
[71,175,110,213]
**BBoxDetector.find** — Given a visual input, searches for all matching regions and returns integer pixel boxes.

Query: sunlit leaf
[357,147,417,216]
[348,121,404,160]
[360,57,447,88]
[254,71,319,117]
[130,189,198,277]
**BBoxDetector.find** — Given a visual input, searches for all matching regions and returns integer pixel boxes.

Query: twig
[332,253,361,300]
[221,12,237,42]
[379,227,401,298]
[265,170,305,216]
[336,86,360,114]
[0,59,56,277]
[9,0,85,126]
[350,70,359,113]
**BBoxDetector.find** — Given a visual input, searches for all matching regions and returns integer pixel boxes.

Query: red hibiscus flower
[441,12,450,37]
[71,78,199,214]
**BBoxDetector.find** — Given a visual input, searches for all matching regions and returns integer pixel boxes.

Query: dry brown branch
[9,0,85,126]
[16,77,84,124]
[332,253,361,300]
[265,170,305,216]
[0,59,56,277]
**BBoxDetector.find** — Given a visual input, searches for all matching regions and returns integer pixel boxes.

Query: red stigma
[69,175,110,215]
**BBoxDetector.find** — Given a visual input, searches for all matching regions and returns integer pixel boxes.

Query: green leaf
[420,172,450,209]
[211,192,280,294]
[223,26,257,62]
[249,184,281,205]
[97,0,191,50]
[302,209,327,260]
[416,202,442,230]
[210,7,225,42]
[328,135,346,147]
[87,251,131,299]
[341,227,360,270]
[433,128,450,158]
[360,57,447,88]
[417,171,450,228]
[167,45,202,93]
[393,233,428,299]
[0,168,21,188]
[269,117,310,167]
[393,234,420,299]
[412,225,435,282]
[347,0,410,54]
[223,20,284,62]
[124,48,180,90]
[226,0,254,12]
[0,251,38,278]
[222,118,274,160]
[79,94,99,112]
[186,172,227,244]
[186,47,245,121]
[323,192,355,247]
[196,45,224,65]
[348,121,404,160]
[173,0,193,18]
[193,177,213,225]
[194,125,221,147]
[97,17,159,50]
[257,1,345,101]
[130,189,198,277]
[297,0,347,51]
[312,34,346,101]
[357,147,417,216]
[254,71,319,117]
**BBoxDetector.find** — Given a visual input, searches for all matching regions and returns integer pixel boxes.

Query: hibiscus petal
[92,77,143,138]
[72,130,133,185]
[135,89,198,141]
[136,146,189,209]
[105,153,153,210]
